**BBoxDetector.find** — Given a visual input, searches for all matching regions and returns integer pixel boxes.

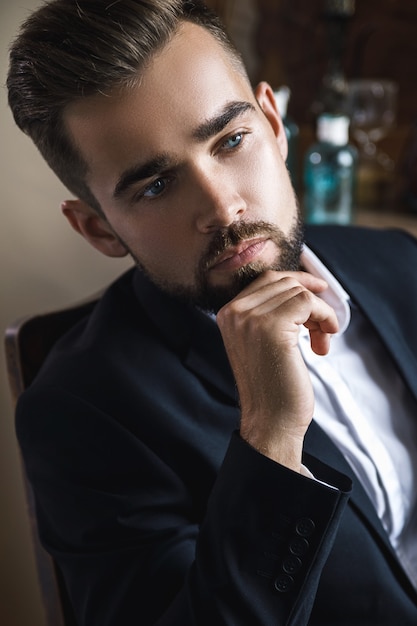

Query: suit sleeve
[16,384,351,626]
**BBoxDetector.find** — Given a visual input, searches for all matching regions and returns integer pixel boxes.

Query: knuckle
[216,299,244,326]
[279,276,303,290]
[294,288,314,308]
[295,287,312,301]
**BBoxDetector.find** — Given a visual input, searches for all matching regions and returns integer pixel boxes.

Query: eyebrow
[113,155,173,200]
[113,100,256,200]
[192,100,256,141]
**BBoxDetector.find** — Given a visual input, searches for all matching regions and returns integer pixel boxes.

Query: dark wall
[207,0,417,125]
[253,0,417,126]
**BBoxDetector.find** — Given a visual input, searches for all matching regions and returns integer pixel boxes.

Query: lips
[208,238,269,272]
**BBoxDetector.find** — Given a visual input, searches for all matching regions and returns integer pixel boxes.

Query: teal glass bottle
[304,114,357,225]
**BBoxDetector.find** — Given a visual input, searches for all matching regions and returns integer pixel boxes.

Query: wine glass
[344,79,398,170]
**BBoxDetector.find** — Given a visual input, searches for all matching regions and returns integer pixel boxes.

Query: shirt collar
[301,245,351,335]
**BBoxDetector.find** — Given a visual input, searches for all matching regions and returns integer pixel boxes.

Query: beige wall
[0,2,131,624]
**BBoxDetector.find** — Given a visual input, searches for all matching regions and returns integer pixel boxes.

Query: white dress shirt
[299,245,417,590]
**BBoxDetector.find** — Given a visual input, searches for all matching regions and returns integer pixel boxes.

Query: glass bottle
[304,113,357,225]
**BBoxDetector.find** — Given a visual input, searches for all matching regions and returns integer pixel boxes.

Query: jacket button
[289,537,309,557]
[282,556,302,575]
[295,518,315,537]
[274,574,294,593]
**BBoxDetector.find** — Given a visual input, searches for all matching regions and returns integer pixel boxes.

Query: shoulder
[17,268,169,408]
[305,224,417,278]
[306,223,417,250]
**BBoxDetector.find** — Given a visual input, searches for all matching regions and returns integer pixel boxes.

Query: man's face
[64,22,303,312]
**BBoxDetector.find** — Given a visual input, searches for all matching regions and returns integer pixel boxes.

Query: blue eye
[225,133,243,149]
[143,178,167,198]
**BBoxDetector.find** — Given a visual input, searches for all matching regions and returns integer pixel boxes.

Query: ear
[61,199,128,258]
[254,81,288,161]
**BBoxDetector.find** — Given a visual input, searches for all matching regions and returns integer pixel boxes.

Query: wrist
[240,426,304,472]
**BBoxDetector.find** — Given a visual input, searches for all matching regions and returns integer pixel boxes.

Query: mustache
[200,221,282,270]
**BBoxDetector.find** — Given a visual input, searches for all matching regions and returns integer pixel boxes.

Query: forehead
[64,23,254,176]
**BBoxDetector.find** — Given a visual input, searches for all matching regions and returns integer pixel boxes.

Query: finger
[307,326,332,355]
[230,278,337,329]
[234,270,329,299]
[304,302,339,355]
[290,271,329,294]
[220,276,328,322]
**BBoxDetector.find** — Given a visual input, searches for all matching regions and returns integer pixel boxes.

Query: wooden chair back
[4,295,100,626]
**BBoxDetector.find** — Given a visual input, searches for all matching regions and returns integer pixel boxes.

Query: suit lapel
[306,225,417,580]
[133,269,237,403]
[306,225,417,403]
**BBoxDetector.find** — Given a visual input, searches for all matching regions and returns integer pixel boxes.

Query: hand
[216,271,339,471]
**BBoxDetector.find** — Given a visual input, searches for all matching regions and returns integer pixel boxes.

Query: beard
[125,211,305,314]
[120,201,304,313]
[184,214,304,312]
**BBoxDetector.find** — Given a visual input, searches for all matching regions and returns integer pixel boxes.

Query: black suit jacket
[16,226,417,625]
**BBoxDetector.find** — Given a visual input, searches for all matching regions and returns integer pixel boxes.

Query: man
[7,1,417,624]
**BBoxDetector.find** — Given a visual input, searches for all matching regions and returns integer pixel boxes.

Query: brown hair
[7,0,245,214]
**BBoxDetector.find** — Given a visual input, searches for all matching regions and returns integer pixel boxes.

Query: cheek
[123,219,175,260]
[242,143,291,204]
[115,213,199,277]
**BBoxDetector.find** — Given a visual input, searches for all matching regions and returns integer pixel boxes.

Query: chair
[4,294,101,626]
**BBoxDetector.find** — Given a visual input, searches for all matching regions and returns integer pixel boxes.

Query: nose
[193,167,247,233]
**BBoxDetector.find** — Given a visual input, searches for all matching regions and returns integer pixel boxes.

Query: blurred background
[1,3,131,624]
[209,0,417,214]
[1,1,417,624]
